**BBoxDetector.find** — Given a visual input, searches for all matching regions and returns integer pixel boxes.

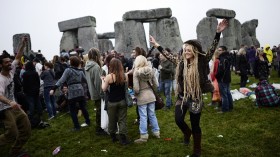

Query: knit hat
[184,40,203,54]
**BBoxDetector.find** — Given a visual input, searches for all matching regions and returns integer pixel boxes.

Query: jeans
[107,100,127,135]
[160,79,172,108]
[249,61,255,75]
[138,102,160,135]
[170,79,177,93]
[25,95,42,127]
[0,109,31,155]
[44,87,56,118]
[68,99,90,129]
[218,82,233,112]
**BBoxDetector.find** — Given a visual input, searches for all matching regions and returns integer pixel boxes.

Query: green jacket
[85,60,102,100]
[160,59,173,81]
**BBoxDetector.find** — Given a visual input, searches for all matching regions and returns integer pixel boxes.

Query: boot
[183,126,192,145]
[152,131,160,138]
[119,134,131,145]
[110,133,118,143]
[134,134,149,143]
[191,133,201,157]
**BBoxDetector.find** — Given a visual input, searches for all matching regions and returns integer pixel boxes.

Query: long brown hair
[109,58,125,85]
[135,47,146,57]
[88,48,102,67]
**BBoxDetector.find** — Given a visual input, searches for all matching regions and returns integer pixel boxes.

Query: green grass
[1,70,280,157]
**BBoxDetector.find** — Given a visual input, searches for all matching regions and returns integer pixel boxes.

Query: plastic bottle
[52,146,61,155]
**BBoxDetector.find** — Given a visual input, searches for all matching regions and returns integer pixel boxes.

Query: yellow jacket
[264,44,273,63]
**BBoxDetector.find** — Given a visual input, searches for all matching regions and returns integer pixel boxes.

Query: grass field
[1,70,280,157]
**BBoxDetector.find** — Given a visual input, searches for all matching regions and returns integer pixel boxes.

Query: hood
[84,60,98,71]
[264,44,271,53]
[137,67,153,81]
[69,67,83,76]
[264,44,270,50]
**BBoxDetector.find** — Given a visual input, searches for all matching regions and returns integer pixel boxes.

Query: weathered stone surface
[58,16,96,32]
[60,31,78,52]
[114,20,147,57]
[242,35,253,47]
[251,37,260,47]
[78,27,99,53]
[98,39,114,53]
[222,19,242,50]
[13,33,31,56]
[196,17,218,52]
[123,8,172,21]
[241,19,258,37]
[206,8,236,18]
[221,36,236,50]
[97,32,115,39]
[152,17,183,53]
[233,19,242,49]
[241,19,259,47]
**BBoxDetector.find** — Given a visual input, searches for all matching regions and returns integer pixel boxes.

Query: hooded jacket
[133,66,158,105]
[85,60,103,100]
[54,67,86,101]
[264,44,273,63]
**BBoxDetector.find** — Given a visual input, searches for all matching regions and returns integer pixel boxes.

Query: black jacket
[216,51,232,83]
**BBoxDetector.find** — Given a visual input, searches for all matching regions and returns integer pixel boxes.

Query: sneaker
[81,123,89,127]
[48,116,55,120]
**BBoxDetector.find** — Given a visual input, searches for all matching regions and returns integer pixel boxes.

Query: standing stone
[241,19,259,47]
[13,33,31,56]
[123,8,172,21]
[233,19,242,49]
[206,8,236,18]
[114,20,147,57]
[58,16,96,32]
[114,21,126,54]
[222,18,241,50]
[149,21,157,44]
[78,27,99,53]
[98,39,114,53]
[196,17,218,52]
[60,31,78,52]
[153,17,183,53]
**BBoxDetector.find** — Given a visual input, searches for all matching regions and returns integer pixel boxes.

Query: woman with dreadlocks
[149,19,228,157]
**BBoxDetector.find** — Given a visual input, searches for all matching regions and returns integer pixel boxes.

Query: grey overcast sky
[1,0,280,60]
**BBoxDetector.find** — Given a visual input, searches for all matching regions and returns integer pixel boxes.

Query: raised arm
[149,35,177,65]
[206,19,228,61]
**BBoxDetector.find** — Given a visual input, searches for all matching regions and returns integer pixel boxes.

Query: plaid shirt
[255,80,279,106]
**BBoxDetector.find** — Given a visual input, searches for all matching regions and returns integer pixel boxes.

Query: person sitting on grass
[255,79,280,107]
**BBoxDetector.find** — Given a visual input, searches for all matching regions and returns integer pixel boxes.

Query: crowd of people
[0,19,280,157]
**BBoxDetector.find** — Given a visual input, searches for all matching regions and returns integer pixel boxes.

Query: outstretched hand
[149,35,157,46]
[217,19,228,33]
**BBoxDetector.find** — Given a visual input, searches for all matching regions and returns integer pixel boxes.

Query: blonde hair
[177,44,202,104]
[238,48,246,55]
[134,55,148,69]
